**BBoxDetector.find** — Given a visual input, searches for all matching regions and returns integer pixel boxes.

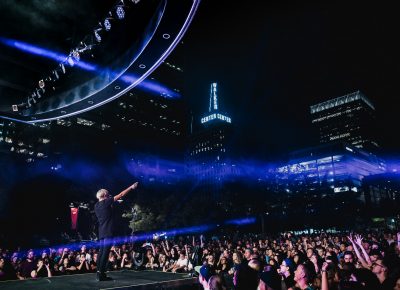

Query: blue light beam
[0,37,180,98]
[0,37,97,71]
[224,217,257,226]
[12,217,256,258]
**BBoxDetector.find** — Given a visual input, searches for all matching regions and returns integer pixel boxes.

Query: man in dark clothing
[372,258,396,290]
[17,250,36,279]
[233,262,259,290]
[94,182,138,281]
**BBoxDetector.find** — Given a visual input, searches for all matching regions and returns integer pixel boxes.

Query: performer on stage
[94,182,139,281]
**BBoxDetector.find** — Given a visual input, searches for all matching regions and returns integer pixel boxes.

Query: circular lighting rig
[0,0,200,124]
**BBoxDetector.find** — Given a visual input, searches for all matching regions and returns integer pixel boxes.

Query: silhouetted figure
[94,182,138,281]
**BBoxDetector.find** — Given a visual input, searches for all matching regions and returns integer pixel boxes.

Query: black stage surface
[0,270,199,290]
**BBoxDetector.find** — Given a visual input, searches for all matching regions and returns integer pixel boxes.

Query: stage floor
[0,270,198,290]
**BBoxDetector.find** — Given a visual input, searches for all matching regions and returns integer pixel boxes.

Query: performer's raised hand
[131,182,139,190]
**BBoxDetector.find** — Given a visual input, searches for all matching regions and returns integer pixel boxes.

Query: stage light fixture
[115,6,125,19]
[67,56,75,67]
[60,63,66,74]
[76,41,92,53]
[51,69,60,81]
[53,70,59,80]
[104,18,112,31]
[38,79,45,89]
[72,50,80,61]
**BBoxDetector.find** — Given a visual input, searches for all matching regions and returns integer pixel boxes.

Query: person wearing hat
[259,265,281,290]
[196,264,215,290]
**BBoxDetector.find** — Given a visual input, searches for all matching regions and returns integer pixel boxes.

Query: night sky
[182,1,400,160]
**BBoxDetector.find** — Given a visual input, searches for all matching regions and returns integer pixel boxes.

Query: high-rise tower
[310,91,378,152]
[189,83,232,164]
[187,83,233,198]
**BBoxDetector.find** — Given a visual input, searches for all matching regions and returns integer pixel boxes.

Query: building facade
[310,91,379,152]
[272,143,386,196]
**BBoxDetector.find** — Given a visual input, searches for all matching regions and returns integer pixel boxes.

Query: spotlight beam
[0,38,98,71]
[0,38,180,98]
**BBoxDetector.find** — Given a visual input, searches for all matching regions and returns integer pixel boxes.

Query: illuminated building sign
[201,113,231,124]
[329,132,351,141]
[211,83,218,111]
[201,82,231,124]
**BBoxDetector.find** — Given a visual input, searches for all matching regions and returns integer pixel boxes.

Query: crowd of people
[1,230,400,290]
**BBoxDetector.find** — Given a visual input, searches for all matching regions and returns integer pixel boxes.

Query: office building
[310,91,378,152]
[273,142,386,196]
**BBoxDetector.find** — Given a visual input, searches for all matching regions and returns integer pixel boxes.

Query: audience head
[294,262,315,285]
[197,264,215,288]
[343,251,354,264]
[208,274,226,290]
[259,266,281,290]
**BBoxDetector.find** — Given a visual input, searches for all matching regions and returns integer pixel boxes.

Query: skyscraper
[310,91,378,152]
[187,83,233,194]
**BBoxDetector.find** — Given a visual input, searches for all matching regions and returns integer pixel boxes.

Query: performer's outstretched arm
[114,182,138,202]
